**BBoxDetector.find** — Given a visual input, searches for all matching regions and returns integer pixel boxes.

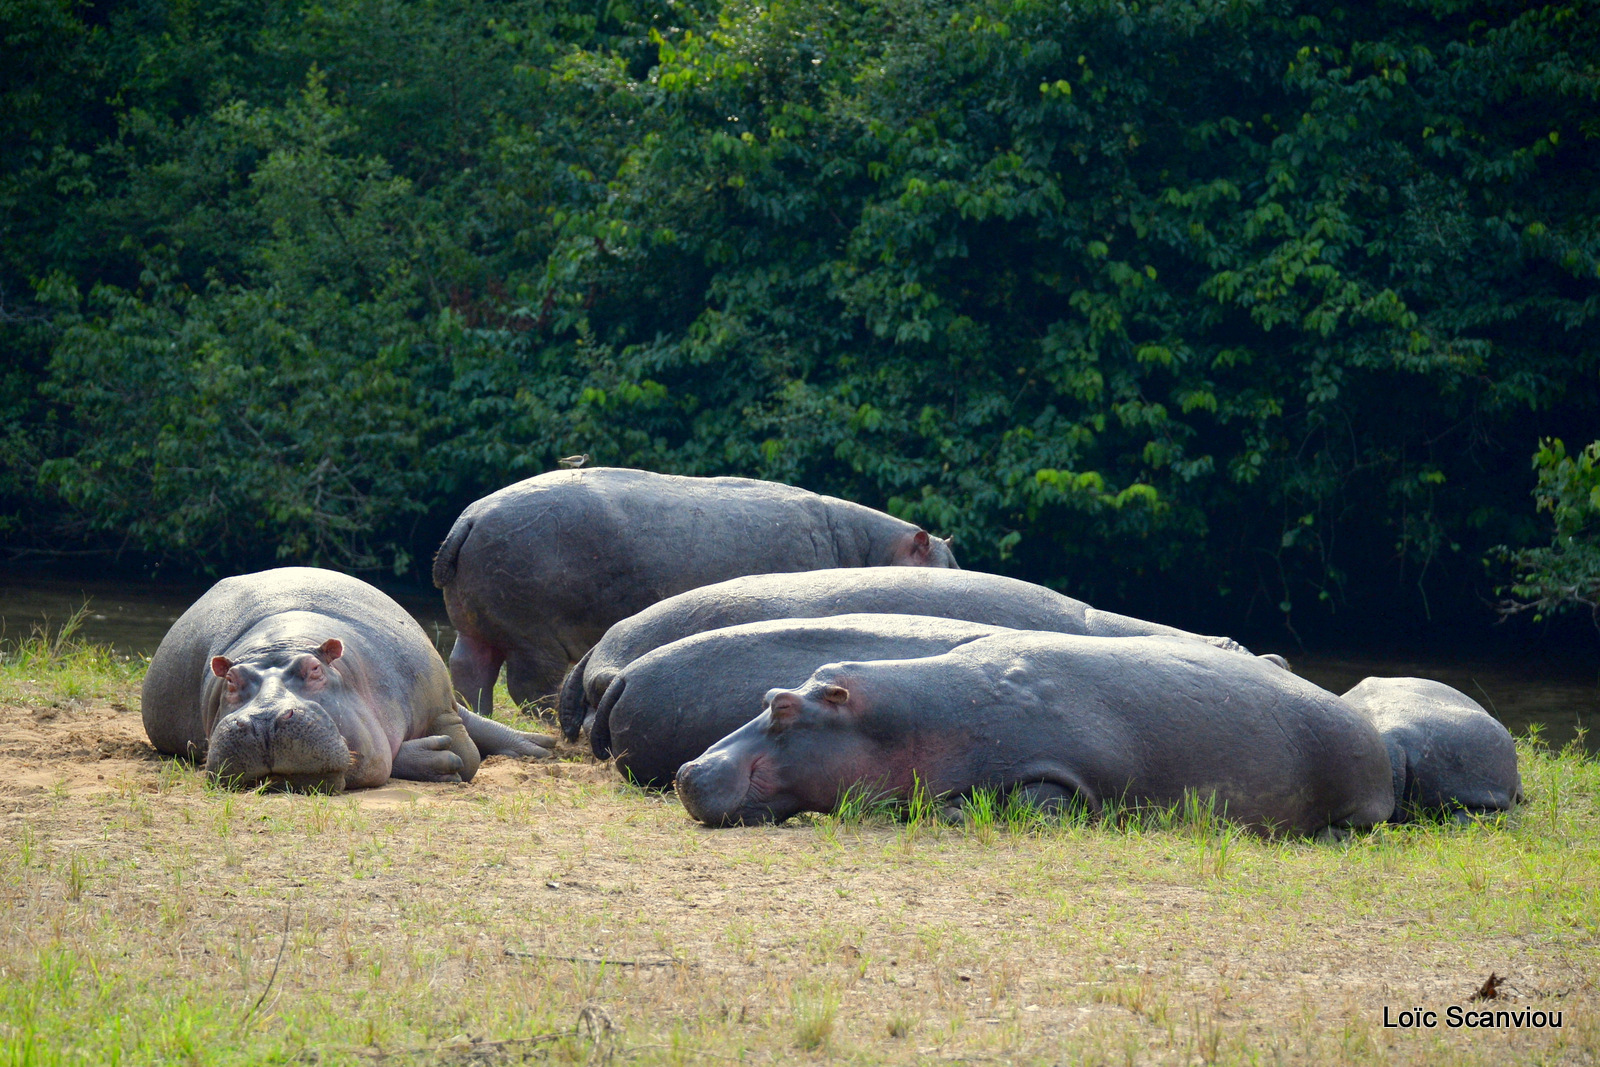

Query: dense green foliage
[1503,437,1600,624]
[4,0,1597,634]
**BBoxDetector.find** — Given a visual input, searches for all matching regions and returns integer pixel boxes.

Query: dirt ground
[1,690,1594,1066]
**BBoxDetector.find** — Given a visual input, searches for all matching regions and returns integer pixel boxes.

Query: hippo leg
[459,705,555,759]
[393,710,481,784]
[503,641,572,710]
[449,630,505,719]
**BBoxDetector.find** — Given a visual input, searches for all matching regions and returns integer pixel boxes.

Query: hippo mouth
[208,759,350,794]
[257,770,348,794]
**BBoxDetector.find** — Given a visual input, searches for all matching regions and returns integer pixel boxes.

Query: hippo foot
[460,706,555,760]
[501,735,556,759]
[392,736,466,782]
[1312,825,1353,844]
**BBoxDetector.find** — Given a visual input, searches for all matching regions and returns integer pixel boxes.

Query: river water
[3,572,1594,754]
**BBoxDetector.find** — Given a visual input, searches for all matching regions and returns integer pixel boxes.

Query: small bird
[557,453,590,469]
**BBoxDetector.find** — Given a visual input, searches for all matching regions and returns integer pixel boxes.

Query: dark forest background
[3,0,1598,649]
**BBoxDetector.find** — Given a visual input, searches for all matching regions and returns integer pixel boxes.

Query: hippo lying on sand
[675,633,1393,836]
[592,614,1019,786]
[142,568,553,790]
[1341,677,1522,821]
[433,468,957,717]
[560,567,1260,741]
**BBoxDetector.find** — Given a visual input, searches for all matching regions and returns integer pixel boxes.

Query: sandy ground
[1,692,1594,1065]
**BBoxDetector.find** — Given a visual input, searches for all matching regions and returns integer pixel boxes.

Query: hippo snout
[206,701,349,791]
[675,738,800,826]
[673,757,718,824]
[675,750,755,826]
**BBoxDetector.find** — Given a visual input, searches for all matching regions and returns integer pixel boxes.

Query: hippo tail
[590,673,622,760]
[432,515,473,589]
[557,648,593,742]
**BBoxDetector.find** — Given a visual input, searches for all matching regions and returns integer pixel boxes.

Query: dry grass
[0,634,1595,1065]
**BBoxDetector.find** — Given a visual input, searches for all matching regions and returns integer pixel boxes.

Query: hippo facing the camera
[433,468,957,718]
[592,613,1018,786]
[559,567,1262,741]
[1341,677,1522,821]
[142,568,552,790]
[675,633,1392,836]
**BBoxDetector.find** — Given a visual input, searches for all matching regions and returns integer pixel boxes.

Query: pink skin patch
[810,672,969,806]
[742,753,782,808]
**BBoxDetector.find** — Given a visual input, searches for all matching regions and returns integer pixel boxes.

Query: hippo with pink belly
[433,468,957,717]
[675,633,1393,837]
[142,568,552,790]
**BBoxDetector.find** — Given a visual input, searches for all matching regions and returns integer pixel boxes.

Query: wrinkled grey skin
[142,568,552,790]
[676,633,1393,837]
[1341,677,1523,821]
[594,613,1020,786]
[433,468,957,718]
[560,567,1261,741]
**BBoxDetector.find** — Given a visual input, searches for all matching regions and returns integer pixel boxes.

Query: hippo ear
[912,530,931,555]
[316,638,344,663]
[822,685,850,705]
[210,656,233,678]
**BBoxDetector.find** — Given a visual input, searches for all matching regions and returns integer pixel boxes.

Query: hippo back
[142,567,440,756]
[559,568,1095,738]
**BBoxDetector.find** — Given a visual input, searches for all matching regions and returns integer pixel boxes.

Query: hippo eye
[222,666,258,702]
[822,685,850,705]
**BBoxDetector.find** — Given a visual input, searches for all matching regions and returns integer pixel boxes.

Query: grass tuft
[792,985,839,1051]
[0,604,143,704]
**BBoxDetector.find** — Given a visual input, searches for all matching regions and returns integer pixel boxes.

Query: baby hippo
[1341,677,1522,821]
[142,567,552,790]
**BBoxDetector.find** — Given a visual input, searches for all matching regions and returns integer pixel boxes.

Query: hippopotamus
[142,568,553,790]
[1341,677,1522,821]
[675,632,1393,836]
[433,468,957,717]
[559,567,1260,741]
[591,614,1021,786]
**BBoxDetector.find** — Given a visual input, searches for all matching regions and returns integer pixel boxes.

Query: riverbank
[1,639,1595,1065]
[3,569,1596,754]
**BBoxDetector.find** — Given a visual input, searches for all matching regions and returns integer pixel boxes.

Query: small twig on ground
[577,1004,618,1066]
[348,1033,566,1060]
[339,1004,622,1062]
[503,948,684,967]
[622,1045,747,1061]
[242,906,292,1027]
